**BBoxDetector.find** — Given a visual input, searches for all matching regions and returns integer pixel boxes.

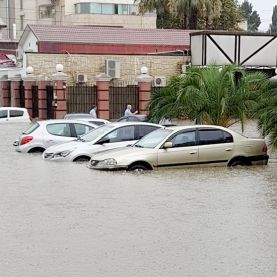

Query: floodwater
[0,122,276,277]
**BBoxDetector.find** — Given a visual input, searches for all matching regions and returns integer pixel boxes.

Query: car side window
[170,131,196,148]
[223,131,233,143]
[198,129,230,145]
[46,123,72,137]
[135,125,159,140]
[0,110,8,118]
[101,126,135,143]
[10,110,24,117]
[73,123,94,136]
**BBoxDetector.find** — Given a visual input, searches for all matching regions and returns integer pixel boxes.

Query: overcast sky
[238,0,276,32]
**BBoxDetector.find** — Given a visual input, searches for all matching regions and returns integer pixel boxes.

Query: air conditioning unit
[153,76,166,87]
[76,74,87,83]
[105,60,120,78]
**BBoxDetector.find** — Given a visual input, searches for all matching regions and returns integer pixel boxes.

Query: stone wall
[26,53,190,85]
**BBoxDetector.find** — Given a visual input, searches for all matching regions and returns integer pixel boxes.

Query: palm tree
[149,65,270,132]
[136,0,213,29]
[255,81,277,148]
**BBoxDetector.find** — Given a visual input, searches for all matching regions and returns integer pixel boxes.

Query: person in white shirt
[124,104,138,116]
[89,105,97,118]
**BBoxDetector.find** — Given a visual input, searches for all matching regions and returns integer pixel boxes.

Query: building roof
[28,25,192,46]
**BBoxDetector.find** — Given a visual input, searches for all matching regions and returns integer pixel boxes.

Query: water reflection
[0,122,276,277]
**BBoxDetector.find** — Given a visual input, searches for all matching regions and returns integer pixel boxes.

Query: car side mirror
[163,142,173,149]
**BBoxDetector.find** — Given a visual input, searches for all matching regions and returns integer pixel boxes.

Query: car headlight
[91,158,117,168]
[53,149,74,158]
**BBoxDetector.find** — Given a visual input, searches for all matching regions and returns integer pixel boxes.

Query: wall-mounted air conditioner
[153,76,166,87]
[76,73,87,83]
[105,60,120,78]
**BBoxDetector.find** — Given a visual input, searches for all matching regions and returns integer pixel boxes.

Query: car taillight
[20,136,33,145]
[262,144,267,154]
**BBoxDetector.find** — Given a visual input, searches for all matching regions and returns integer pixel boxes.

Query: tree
[240,0,252,21]
[255,81,277,148]
[149,65,270,131]
[211,0,242,30]
[136,0,215,29]
[248,10,261,31]
[239,0,261,31]
[269,5,277,33]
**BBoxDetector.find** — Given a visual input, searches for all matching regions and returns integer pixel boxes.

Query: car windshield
[80,124,114,142]
[134,128,173,148]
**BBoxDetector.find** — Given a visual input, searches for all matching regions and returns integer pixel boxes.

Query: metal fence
[109,85,139,120]
[19,81,25,107]
[46,85,54,119]
[67,85,97,114]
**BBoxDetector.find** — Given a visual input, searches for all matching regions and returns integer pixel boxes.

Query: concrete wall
[26,53,189,84]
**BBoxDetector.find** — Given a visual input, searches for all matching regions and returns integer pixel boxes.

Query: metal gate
[67,85,97,113]
[31,85,39,118]
[19,81,25,107]
[109,85,139,120]
[46,85,54,119]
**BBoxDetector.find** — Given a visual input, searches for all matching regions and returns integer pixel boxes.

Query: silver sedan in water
[89,125,269,171]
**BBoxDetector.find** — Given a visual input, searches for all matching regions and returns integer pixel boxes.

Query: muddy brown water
[0,122,276,277]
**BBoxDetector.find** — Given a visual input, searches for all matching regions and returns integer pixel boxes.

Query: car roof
[36,119,98,127]
[107,121,161,127]
[0,107,28,111]
[165,124,232,132]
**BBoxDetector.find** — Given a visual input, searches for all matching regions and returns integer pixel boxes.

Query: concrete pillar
[136,70,153,115]
[51,70,68,119]
[37,79,51,120]
[96,73,112,120]
[10,75,22,107]
[0,76,11,107]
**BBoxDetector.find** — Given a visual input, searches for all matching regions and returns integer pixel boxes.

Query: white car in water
[0,107,31,123]
[42,122,162,162]
[14,119,98,153]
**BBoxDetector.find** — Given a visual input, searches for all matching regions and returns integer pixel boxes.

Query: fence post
[96,73,112,120]
[22,67,37,119]
[10,75,22,107]
[37,78,50,120]
[51,64,68,119]
[136,67,153,115]
[0,75,11,107]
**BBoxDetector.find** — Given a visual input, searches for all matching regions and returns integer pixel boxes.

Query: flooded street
[0,122,276,277]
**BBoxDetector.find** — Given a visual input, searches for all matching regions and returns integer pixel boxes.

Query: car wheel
[229,158,250,167]
[73,156,90,162]
[128,164,148,172]
[28,147,45,153]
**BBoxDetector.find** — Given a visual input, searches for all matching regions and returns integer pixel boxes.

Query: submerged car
[42,122,162,162]
[14,119,98,153]
[89,125,269,171]
[64,113,110,126]
[0,107,31,123]
[117,115,147,122]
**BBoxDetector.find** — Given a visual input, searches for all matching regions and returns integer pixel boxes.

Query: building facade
[0,0,156,40]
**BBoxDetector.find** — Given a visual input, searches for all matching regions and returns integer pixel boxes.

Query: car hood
[45,140,91,152]
[91,146,155,161]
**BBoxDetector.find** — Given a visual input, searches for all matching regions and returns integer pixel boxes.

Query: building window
[102,4,113,14]
[91,3,101,14]
[39,5,55,19]
[75,3,138,15]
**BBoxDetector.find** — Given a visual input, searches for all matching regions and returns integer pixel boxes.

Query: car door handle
[189,151,197,154]
[225,148,232,151]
